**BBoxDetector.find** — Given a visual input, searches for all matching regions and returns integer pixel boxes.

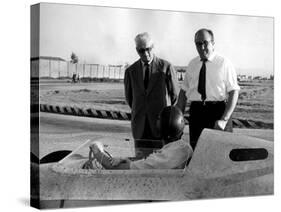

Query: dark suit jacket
[124,56,179,139]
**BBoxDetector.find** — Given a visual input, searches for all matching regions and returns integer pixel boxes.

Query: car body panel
[36,129,273,201]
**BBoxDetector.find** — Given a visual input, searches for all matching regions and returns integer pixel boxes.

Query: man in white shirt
[177,28,240,149]
[82,106,193,170]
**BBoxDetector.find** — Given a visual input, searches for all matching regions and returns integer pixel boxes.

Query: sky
[35,3,274,77]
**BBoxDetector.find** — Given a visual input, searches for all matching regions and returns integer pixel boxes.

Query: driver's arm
[94,150,131,169]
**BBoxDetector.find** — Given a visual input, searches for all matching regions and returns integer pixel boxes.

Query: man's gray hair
[135,32,153,45]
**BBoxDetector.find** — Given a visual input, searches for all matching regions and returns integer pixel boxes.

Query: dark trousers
[134,116,162,159]
[189,101,233,149]
[140,116,158,140]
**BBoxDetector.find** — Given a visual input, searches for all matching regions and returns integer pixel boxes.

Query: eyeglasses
[137,47,153,54]
[195,40,213,47]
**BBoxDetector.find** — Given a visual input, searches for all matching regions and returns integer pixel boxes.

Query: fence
[31,58,185,81]
[31,59,125,80]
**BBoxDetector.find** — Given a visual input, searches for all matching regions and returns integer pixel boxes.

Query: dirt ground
[234,81,273,122]
[39,80,274,124]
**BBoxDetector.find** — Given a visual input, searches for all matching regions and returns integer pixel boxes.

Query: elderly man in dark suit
[124,32,179,157]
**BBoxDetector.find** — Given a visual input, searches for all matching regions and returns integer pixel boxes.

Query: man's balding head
[194,28,215,60]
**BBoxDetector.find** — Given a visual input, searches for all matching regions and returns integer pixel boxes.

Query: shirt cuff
[226,85,240,93]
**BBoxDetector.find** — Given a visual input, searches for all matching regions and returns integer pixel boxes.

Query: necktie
[144,63,150,89]
[198,59,207,101]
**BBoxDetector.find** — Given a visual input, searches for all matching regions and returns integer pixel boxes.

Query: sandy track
[39,81,274,122]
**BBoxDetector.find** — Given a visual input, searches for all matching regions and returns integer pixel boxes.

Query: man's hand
[89,142,104,154]
[214,120,227,131]
[82,142,105,170]
[82,160,94,169]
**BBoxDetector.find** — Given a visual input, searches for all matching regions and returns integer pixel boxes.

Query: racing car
[31,129,273,208]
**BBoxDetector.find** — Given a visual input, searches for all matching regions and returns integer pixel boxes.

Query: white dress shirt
[130,139,193,169]
[181,52,240,101]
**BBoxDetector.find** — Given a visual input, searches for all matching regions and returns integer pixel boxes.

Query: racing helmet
[159,106,185,142]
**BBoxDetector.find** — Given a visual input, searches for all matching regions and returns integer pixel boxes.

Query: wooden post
[119,66,122,79]
[90,64,92,78]
[67,62,69,78]
[49,59,51,77]
[58,61,60,78]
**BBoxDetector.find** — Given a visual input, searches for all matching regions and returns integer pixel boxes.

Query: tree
[70,52,79,64]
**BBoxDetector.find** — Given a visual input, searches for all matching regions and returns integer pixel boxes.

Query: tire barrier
[40,104,131,121]
[232,118,273,129]
[39,104,272,129]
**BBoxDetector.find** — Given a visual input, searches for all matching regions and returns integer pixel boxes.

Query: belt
[191,100,225,106]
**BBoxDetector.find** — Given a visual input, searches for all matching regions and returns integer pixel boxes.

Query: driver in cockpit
[82,106,193,170]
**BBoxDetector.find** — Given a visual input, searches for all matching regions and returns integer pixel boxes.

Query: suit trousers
[189,101,233,149]
[134,116,163,159]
